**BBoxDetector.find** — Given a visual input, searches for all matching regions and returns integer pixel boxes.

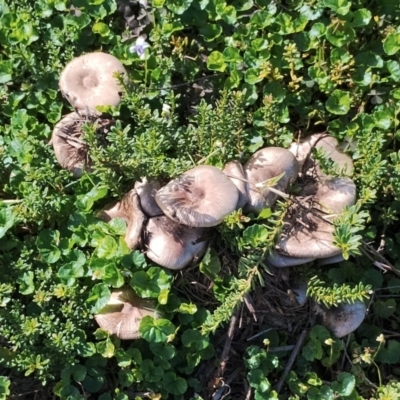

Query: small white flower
[129,36,150,59]
[162,104,171,116]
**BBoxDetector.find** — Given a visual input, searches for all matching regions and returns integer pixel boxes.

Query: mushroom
[134,178,163,217]
[98,189,147,250]
[222,161,248,210]
[243,147,299,214]
[266,253,316,268]
[144,215,209,270]
[288,133,354,178]
[274,177,356,260]
[318,301,367,338]
[95,285,160,340]
[51,112,92,177]
[155,165,239,227]
[59,52,128,114]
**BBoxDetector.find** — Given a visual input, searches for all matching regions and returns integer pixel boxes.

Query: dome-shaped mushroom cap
[222,161,248,210]
[289,133,354,177]
[52,112,90,177]
[155,165,239,227]
[243,147,299,214]
[145,216,208,270]
[59,52,128,114]
[319,301,366,338]
[95,285,160,340]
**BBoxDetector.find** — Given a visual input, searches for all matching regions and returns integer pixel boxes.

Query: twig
[275,329,308,393]
[217,309,239,378]
[246,328,273,341]
[243,294,257,322]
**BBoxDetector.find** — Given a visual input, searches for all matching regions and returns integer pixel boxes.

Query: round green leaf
[383,32,400,56]
[92,22,110,37]
[139,316,175,343]
[326,24,355,47]
[162,372,188,395]
[207,51,227,72]
[166,0,193,14]
[322,0,351,15]
[326,90,351,115]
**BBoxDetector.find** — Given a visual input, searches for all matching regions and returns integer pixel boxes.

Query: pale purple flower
[129,36,150,59]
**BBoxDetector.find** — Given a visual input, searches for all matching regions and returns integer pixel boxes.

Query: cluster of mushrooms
[53,52,366,340]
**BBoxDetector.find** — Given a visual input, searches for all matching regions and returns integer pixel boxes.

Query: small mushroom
[318,301,367,338]
[243,147,299,214]
[145,215,208,270]
[95,285,160,340]
[98,189,147,250]
[288,133,354,177]
[134,178,163,217]
[59,52,128,114]
[51,112,91,177]
[222,160,248,210]
[155,165,239,227]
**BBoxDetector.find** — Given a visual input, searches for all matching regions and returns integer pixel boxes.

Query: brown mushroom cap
[59,52,128,114]
[155,165,239,227]
[266,253,316,268]
[288,133,354,177]
[275,177,356,259]
[95,285,160,340]
[222,161,248,210]
[319,301,366,338]
[134,178,163,217]
[145,215,208,270]
[243,147,299,214]
[98,189,147,250]
[52,112,91,177]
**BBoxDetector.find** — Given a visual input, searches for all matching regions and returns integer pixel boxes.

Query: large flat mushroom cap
[95,285,159,340]
[155,165,239,227]
[59,52,128,114]
[266,252,316,268]
[244,147,299,214]
[145,215,208,270]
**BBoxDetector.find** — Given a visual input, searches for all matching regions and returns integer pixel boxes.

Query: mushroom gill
[95,285,160,340]
[155,165,239,228]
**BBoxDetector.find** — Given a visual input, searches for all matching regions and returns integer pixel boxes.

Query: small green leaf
[140,316,175,343]
[87,283,111,313]
[92,22,110,37]
[350,9,371,27]
[166,0,193,14]
[199,24,222,42]
[96,339,115,358]
[207,51,227,72]
[326,24,355,47]
[36,229,61,264]
[199,248,221,279]
[0,208,16,238]
[383,32,400,56]
[247,369,270,393]
[17,271,35,295]
[331,372,355,396]
[162,372,188,395]
[326,89,351,115]
[322,0,351,15]
[0,60,12,84]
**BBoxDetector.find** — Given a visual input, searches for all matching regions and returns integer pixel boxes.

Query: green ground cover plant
[1,0,400,398]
